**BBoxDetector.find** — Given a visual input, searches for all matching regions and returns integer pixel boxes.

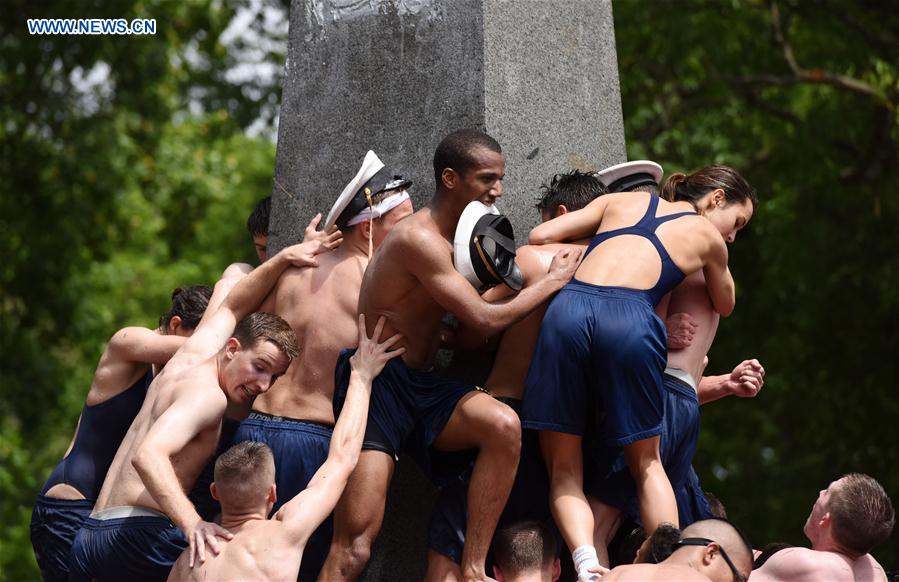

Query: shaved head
[214,441,276,510]
[682,518,754,577]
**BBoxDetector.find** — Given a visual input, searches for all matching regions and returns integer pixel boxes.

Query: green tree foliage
[0,1,284,577]
[614,0,899,567]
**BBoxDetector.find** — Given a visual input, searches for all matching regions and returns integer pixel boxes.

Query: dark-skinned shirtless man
[319,129,580,582]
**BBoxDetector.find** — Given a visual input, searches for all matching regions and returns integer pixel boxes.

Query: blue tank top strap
[576,194,697,306]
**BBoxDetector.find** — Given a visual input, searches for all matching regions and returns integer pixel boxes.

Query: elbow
[717,301,735,318]
[132,447,151,478]
[528,231,548,245]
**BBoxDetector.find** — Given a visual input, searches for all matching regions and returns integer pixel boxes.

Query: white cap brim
[597,160,663,190]
[324,151,385,230]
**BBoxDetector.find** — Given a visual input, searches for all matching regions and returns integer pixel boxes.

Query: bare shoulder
[854,553,888,582]
[758,547,852,581]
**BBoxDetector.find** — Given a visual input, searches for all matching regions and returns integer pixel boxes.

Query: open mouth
[241,385,254,400]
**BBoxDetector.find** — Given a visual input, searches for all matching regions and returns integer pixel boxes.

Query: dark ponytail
[159,285,213,332]
[660,165,757,211]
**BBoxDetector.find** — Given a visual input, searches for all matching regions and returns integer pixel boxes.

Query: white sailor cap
[454,201,523,292]
[597,160,663,193]
[324,151,413,230]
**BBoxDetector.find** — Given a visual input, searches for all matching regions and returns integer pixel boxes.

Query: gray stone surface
[269,0,625,578]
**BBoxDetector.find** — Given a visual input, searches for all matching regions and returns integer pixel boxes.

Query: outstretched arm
[528,195,609,244]
[698,359,764,405]
[105,327,189,366]
[274,315,404,542]
[166,231,341,373]
[132,388,233,568]
[407,229,580,338]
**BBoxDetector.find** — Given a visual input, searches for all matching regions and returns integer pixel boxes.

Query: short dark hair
[246,196,271,237]
[704,491,728,519]
[645,523,681,564]
[535,170,607,218]
[233,312,299,360]
[159,285,213,331]
[828,473,895,555]
[433,129,502,186]
[492,521,556,576]
[660,165,758,211]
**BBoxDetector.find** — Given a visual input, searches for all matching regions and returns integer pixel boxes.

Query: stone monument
[268,0,626,578]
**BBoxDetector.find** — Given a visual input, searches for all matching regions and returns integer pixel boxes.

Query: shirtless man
[427,169,607,581]
[603,518,753,582]
[68,235,340,581]
[168,315,403,582]
[751,473,893,582]
[232,151,413,579]
[320,129,580,582]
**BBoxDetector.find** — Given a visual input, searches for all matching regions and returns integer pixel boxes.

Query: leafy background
[1,0,897,578]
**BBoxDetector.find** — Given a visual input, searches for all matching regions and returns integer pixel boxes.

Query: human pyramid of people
[30,129,895,582]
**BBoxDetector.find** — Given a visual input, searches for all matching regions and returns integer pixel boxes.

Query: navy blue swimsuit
[522,195,695,447]
[41,368,153,500]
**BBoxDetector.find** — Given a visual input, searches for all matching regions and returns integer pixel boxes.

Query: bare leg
[622,436,678,535]
[425,549,463,582]
[539,431,593,553]
[433,392,520,582]
[587,496,623,567]
[318,450,394,581]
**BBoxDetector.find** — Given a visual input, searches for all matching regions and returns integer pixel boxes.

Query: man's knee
[330,533,375,576]
[481,404,521,453]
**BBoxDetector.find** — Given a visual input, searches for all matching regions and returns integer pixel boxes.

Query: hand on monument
[666,312,698,349]
[187,519,234,568]
[302,212,343,248]
[547,248,582,286]
[726,358,765,398]
[350,314,404,384]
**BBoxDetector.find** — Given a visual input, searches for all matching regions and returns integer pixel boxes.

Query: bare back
[751,547,888,582]
[666,270,721,384]
[252,250,367,423]
[576,193,714,291]
[168,520,303,581]
[94,359,225,512]
[358,210,451,368]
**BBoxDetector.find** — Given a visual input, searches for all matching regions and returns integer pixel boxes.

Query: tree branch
[763,0,893,109]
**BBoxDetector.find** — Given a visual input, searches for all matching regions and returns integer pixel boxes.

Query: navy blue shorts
[678,466,713,525]
[584,373,711,526]
[233,412,333,581]
[30,495,93,582]
[69,514,187,582]
[427,398,551,564]
[333,348,476,485]
[522,282,667,446]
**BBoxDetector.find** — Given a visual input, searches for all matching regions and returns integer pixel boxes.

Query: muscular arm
[700,230,736,317]
[409,230,579,337]
[698,359,764,405]
[132,389,225,533]
[528,195,609,244]
[106,327,188,365]
[167,241,330,372]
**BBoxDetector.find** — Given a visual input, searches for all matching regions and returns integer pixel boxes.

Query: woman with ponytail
[31,285,213,582]
[523,165,757,579]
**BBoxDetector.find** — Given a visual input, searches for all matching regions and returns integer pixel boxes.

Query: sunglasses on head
[672,537,747,582]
